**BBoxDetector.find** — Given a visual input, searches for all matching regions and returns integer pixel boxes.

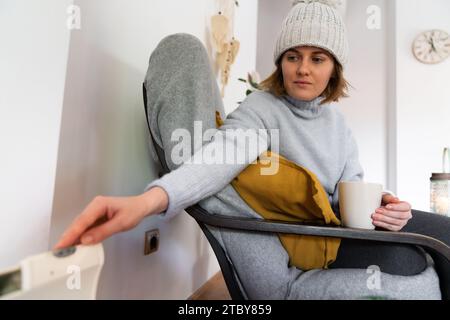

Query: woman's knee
[159,33,206,54]
[404,210,450,243]
[332,239,428,276]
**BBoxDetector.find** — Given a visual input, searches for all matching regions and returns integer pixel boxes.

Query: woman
[55,1,446,299]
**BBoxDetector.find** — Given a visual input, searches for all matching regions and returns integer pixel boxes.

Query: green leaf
[247,73,260,89]
[238,78,247,83]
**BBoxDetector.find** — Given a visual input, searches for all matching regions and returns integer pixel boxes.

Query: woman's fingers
[382,194,399,205]
[54,189,166,249]
[79,218,125,245]
[372,212,406,227]
[372,212,407,231]
[375,208,412,221]
[54,196,109,249]
[384,201,412,213]
[372,220,403,232]
[372,200,413,231]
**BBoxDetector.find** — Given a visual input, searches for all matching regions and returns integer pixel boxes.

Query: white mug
[338,181,383,230]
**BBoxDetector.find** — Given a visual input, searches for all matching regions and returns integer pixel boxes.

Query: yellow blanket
[216,112,341,270]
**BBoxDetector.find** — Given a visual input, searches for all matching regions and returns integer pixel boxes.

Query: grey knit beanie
[274,0,349,67]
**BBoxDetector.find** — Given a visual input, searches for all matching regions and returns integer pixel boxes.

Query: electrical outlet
[144,229,159,256]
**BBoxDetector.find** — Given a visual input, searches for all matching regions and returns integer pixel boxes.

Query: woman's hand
[54,187,169,249]
[371,193,412,232]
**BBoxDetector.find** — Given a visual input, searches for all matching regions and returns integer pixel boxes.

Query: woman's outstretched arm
[55,94,269,248]
[54,186,169,249]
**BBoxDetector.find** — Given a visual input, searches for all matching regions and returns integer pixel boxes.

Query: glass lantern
[430,148,450,216]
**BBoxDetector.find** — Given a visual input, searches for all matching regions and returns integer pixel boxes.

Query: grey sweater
[145,90,364,219]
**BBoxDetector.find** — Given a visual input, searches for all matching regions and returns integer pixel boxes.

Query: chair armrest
[186,204,450,263]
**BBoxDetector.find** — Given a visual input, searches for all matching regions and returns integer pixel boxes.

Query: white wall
[49,0,257,299]
[256,0,291,80]
[395,0,450,211]
[223,0,259,114]
[0,0,73,269]
[339,0,388,187]
[257,0,389,188]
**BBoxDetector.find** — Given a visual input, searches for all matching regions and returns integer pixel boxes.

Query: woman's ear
[330,64,338,79]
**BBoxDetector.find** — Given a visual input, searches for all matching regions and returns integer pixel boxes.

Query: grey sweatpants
[145,33,442,299]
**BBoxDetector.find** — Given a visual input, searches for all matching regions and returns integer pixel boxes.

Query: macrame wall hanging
[210,0,240,97]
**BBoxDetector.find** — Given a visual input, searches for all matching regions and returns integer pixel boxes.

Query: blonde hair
[259,54,350,105]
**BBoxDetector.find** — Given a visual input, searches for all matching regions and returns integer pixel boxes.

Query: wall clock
[412,29,450,64]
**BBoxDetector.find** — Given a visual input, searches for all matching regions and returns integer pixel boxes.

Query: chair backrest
[142,83,245,300]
